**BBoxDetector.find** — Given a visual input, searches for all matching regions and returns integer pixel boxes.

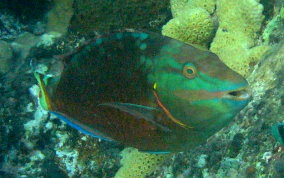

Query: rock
[37,32,62,47]
[11,32,40,60]
[70,0,170,34]
[0,13,24,40]
[274,158,284,177]
[197,154,208,168]
[46,0,74,35]
[0,40,13,73]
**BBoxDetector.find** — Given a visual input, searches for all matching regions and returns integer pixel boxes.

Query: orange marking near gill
[153,90,193,129]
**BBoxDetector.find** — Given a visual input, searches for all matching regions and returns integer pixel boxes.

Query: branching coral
[210,0,270,77]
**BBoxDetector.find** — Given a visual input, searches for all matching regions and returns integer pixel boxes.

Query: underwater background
[0,0,284,177]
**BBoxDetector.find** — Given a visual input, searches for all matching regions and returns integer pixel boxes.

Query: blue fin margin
[50,111,113,142]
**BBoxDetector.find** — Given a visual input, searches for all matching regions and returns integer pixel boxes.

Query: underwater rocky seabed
[0,0,284,177]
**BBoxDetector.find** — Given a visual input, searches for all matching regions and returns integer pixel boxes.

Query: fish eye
[183,64,197,79]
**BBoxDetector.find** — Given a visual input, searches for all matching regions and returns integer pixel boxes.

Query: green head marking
[151,37,251,132]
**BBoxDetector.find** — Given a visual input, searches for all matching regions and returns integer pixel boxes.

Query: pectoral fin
[99,102,171,132]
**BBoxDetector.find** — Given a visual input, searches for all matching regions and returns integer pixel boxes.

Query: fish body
[35,32,251,152]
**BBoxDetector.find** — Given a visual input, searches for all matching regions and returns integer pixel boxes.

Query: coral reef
[170,0,216,17]
[163,0,271,77]
[115,148,171,178]
[210,0,270,77]
[0,25,121,178]
[150,40,284,178]
[162,7,214,47]
[163,0,215,47]
[0,0,284,177]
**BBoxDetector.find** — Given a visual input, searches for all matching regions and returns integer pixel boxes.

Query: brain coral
[210,0,270,77]
[115,148,170,178]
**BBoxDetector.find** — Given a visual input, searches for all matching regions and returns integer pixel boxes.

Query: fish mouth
[222,86,251,101]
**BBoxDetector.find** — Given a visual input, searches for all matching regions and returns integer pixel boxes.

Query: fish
[34,31,251,152]
[271,123,284,145]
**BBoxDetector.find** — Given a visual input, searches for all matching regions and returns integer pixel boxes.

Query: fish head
[153,39,251,131]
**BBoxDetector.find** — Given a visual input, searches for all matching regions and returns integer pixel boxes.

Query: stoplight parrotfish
[34,31,251,152]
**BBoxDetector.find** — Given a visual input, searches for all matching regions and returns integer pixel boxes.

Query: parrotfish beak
[222,86,252,101]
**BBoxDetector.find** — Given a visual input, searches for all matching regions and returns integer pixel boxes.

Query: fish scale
[35,31,251,152]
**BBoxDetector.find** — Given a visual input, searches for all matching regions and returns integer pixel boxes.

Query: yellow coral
[210,0,269,77]
[186,0,216,14]
[165,0,270,76]
[170,0,216,17]
[115,148,171,178]
[170,0,189,17]
[162,7,214,46]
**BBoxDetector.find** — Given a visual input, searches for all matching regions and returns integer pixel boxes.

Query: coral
[170,0,216,17]
[164,0,271,76]
[170,0,188,17]
[151,41,284,178]
[210,0,269,77]
[162,7,214,46]
[46,0,74,35]
[115,148,171,178]
[0,0,283,177]
[186,0,216,14]
[162,0,215,47]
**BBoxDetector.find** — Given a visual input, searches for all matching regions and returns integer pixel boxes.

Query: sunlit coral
[164,0,270,76]
[210,0,269,76]
[115,148,171,178]
[162,7,214,46]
